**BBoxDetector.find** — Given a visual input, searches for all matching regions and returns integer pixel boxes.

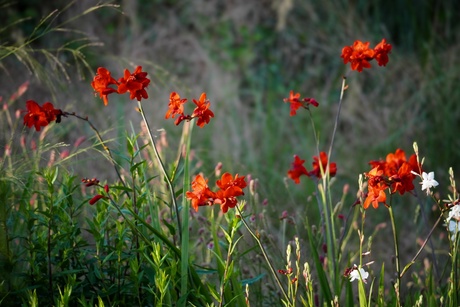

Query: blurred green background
[1,0,460,214]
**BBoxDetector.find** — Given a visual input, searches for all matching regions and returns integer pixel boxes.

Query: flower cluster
[165,92,214,128]
[363,149,421,209]
[91,66,150,105]
[23,100,65,131]
[283,90,319,116]
[186,172,247,213]
[287,152,337,184]
[341,39,392,72]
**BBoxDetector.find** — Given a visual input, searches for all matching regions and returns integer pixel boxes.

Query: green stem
[388,205,401,306]
[236,206,290,305]
[136,100,182,242]
[327,76,347,160]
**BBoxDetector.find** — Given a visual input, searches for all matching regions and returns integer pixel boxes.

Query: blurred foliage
[1,0,460,209]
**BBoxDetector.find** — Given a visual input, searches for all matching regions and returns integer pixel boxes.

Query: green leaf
[241,273,266,286]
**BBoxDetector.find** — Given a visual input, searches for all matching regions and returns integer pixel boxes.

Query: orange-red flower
[363,149,421,209]
[216,173,247,191]
[165,92,187,119]
[363,167,388,209]
[341,39,392,72]
[91,67,118,106]
[341,40,375,72]
[287,155,308,184]
[117,66,150,101]
[186,172,247,213]
[191,92,214,128]
[23,100,64,131]
[186,174,215,211]
[283,91,319,116]
[373,38,392,67]
[309,151,337,179]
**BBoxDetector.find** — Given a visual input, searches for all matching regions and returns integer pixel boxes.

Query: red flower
[23,100,64,131]
[91,67,118,106]
[283,91,319,116]
[309,151,337,179]
[191,92,214,128]
[186,174,215,211]
[363,167,388,209]
[117,66,150,101]
[81,178,100,187]
[341,40,375,72]
[363,149,421,209]
[186,172,247,213]
[89,194,105,205]
[287,155,309,184]
[213,187,240,213]
[373,38,392,67]
[213,173,247,213]
[83,180,109,205]
[216,172,247,191]
[165,92,187,119]
[341,39,392,72]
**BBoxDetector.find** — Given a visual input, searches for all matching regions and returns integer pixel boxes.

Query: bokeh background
[2,0,460,279]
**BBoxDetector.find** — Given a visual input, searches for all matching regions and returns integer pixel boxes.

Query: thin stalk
[136,100,182,242]
[218,228,235,307]
[324,76,347,292]
[66,112,128,194]
[400,213,443,278]
[388,205,401,306]
[236,206,290,305]
[327,76,347,160]
[48,218,52,297]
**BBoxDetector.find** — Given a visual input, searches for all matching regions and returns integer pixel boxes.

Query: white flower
[349,265,369,284]
[420,172,439,195]
[447,204,460,223]
[448,220,460,241]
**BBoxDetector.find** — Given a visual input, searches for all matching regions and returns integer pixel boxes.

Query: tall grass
[1,0,460,306]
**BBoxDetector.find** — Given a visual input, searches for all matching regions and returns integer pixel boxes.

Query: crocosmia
[23,100,64,131]
[363,148,421,209]
[341,39,392,72]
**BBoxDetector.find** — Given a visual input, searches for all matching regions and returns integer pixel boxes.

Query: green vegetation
[1,0,460,306]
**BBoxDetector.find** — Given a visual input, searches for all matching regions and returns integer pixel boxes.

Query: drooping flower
[117,66,150,101]
[309,151,337,179]
[91,67,118,106]
[287,155,309,184]
[341,40,375,72]
[89,194,105,205]
[165,92,187,119]
[82,180,109,205]
[23,100,64,131]
[373,38,392,67]
[191,92,214,128]
[283,91,319,116]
